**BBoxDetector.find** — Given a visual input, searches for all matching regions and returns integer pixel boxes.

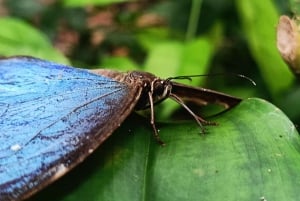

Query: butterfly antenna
[167,73,256,86]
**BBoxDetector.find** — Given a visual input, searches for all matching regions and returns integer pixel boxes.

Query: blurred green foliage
[0,0,299,122]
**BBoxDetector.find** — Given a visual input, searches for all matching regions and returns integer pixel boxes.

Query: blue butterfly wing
[0,57,140,200]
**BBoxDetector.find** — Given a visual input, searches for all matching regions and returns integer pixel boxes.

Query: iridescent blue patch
[0,56,140,200]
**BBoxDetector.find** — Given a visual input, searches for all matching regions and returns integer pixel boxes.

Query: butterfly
[0,56,241,200]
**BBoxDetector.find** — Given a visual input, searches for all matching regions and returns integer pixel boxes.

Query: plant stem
[186,0,203,40]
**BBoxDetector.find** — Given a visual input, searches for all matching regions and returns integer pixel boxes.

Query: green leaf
[136,28,171,52]
[29,98,300,201]
[100,56,139,71]
[143,37,214,80]
[236,0,294,97]
[289,0,300,15]
[63,0,134,7]
[0,17,69,64]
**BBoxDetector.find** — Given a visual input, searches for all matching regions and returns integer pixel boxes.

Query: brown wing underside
[171,82,242,109]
